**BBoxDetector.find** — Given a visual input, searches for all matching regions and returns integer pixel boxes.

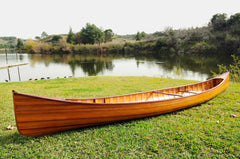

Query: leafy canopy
[80,23,103,44]
[104,29,114,43]
[16,39,24,49]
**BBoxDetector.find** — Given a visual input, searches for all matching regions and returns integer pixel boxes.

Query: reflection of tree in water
[30,54,114,76]
[154,53,232,76]
[19,54,24,61]
[136,60,145,68]
[72,58,114,76]
[44,61,50,67]
[68,60,76,76]
[80,59,102,76]
[67,55,114,76]
[27,53,232,78]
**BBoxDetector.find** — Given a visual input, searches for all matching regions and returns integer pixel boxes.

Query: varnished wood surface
[13,72,229,136]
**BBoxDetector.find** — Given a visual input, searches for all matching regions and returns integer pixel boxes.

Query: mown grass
[0,76,239,158]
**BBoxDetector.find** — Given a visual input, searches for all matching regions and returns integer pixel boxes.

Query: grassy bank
[0,77,239,158]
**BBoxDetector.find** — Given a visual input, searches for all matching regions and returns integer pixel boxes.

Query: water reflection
[153,54,232,78]
[0,53,233,82]
[28,54,114,76]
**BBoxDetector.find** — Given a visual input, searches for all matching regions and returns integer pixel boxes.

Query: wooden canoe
[13,72,229,136]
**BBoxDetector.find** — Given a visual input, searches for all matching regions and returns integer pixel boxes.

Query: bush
[190,41,216,54]
[212,55,240,82]
[73,44,98,54]
[155,38,167,50]
[107,43,123,53]
[123,42,135,54]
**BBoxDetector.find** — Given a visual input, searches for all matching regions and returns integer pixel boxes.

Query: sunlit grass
[0,77,239,158]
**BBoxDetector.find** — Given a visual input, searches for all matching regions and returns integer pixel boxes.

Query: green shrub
[108,43,123,53]
[190,41,216,54]
[212,54,240,82]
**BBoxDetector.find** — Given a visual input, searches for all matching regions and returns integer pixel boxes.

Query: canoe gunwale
[12,72,229,105]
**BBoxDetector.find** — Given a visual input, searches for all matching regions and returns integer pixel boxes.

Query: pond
[0,53,232,82]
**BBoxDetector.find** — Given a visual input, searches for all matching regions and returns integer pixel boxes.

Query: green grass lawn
[0,76,239,158]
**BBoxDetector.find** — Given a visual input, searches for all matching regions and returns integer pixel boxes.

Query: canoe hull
[13,72,229,136]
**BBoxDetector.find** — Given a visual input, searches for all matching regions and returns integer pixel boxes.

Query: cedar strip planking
[12,72,229,136]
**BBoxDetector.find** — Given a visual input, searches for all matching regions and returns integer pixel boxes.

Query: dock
[1,48,29,81]
[0,62,29,69]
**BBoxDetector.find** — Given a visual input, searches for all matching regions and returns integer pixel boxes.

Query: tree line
[16,23,114,54]
[15,12,240,55]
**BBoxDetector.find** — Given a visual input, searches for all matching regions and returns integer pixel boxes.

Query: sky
[0,0,239,39]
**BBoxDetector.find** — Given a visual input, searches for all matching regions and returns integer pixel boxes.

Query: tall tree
[16,39,24,50]
[227,13,240,35]
[67,27,74,44]
[136,32,142,41]
[210,13,227,31]
[141,31,147,38]
[80,23,103,44]
[104,29,114,43]
[227,13,240,26]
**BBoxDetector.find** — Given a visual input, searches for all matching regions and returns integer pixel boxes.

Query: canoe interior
[65,77,224,104]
